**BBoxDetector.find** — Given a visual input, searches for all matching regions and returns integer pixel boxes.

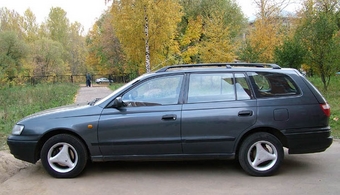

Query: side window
[248,72,300,98]
[122,75,183,107]
[187,73,251,103]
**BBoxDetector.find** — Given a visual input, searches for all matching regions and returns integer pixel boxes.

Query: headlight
[12,124,24,135]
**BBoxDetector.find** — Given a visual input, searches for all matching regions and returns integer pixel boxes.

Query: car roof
[152,63,298,75]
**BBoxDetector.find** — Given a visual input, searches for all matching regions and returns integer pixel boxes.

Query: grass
[107,83,125,91]
[308,76,340,138]
[0,83,79,149]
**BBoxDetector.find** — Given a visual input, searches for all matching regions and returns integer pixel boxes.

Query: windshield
[92,75,148,106]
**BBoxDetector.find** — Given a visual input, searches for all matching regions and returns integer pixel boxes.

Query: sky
[0,0,299,33]
[0,0,110,33]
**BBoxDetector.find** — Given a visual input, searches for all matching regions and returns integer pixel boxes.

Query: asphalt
[74,86,113,104]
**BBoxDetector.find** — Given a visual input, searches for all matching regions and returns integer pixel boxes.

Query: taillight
[320,103,331,117]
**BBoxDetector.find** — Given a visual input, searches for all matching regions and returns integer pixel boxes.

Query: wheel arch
[235,127,288,156]
[34,129,90,162]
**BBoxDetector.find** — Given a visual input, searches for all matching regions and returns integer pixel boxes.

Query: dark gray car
[7,63,332,178]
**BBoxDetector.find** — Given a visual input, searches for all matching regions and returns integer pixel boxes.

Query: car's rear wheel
[41,134,88,178]
[238,132,283,176]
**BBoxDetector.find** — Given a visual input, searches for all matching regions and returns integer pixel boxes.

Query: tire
[41,134,88,178]
[238,132,283,176]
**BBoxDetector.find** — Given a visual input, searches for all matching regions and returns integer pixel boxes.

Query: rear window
[248,72,300,98]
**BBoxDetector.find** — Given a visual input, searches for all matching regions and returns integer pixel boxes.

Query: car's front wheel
[41,134,88,178]
[238,132,283,176]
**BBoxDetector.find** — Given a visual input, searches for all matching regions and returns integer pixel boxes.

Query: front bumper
[284,127,333,154]
[7,136,39,164]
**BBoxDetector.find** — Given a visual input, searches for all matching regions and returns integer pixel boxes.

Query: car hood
[19,103,95,122]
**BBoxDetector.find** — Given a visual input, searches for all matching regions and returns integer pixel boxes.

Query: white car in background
[95,78,112,84]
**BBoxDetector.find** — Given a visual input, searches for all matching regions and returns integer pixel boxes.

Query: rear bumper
[7,136,39,164]
[284,127,333,154]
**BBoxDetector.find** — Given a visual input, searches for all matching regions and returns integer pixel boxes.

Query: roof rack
[155,63,281,72]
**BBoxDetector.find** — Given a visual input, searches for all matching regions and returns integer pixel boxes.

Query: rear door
[181,72,257,154]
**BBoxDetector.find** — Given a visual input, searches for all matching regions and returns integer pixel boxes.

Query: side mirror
[112,97,124,108]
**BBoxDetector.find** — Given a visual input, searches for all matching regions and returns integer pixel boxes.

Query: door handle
[162,114,177,120]
[238,110,253,117]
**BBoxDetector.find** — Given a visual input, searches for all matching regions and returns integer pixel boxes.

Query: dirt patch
[0,150,32,183]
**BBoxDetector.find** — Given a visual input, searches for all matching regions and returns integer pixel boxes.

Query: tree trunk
[144,6,151,73]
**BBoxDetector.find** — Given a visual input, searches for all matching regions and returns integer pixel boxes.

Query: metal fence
[19,74,132,85]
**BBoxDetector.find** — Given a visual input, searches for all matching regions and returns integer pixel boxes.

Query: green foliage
[308,76,340,138]
[297,0,340,90]
[0,83,79,149]
[0,31,28,85]
[32,38,65,76]
[46,7,70,47]
[237,40,263,63]
[274,36,307,69]
[1,6,88,85]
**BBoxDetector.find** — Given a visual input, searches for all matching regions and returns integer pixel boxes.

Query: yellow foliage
[247,18,285,62]
[199,14,235,62]
[180,16,203,64]
[110,0,183,73]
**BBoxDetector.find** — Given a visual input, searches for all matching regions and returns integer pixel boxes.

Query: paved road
[74,86,113,104]
[1,87,339,195]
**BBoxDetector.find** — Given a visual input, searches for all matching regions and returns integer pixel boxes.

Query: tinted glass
[248,72,300,98]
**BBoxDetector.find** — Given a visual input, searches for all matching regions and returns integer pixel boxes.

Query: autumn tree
[109,0,183,73]
[296,0,340,90]
[179,16,203,63]
[179,0,246,63]
[86,11,126,77]
[239,0,291,62]
[199,13,236,62]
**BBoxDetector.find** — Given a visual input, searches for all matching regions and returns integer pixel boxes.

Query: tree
[199,13,235,62]
[254,0,290,19]
[110,0,183,73]
[69,22,87,75]
[22,9,39,43]
[0,8,23,36]
[32,38,65,77]
[178,0,246,63]
[46,7,70,47]
[297,0,340,90]
[179,16,203,63]
[239,0,291,63]
[0,31,28,85]
[86,11,126,77]
[274,36,307,69]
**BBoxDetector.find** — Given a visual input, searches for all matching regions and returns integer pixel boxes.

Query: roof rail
[155,63,281,72]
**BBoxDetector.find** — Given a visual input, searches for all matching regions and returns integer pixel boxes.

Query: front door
[97,74,184,157]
